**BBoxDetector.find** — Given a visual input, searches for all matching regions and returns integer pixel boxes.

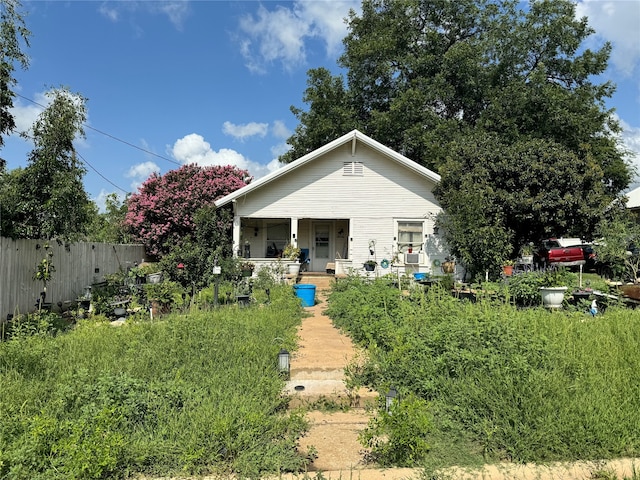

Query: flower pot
[241,269,253,277]
[288,262,301,276]
[364,263,376,272]
[442,261,455,274]
[147,273,163,284]
[540,286,568,309]
[502,265,513,276]
[520,255,534,265]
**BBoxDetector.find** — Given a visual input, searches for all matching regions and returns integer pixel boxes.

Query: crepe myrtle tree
[124,163,249,258]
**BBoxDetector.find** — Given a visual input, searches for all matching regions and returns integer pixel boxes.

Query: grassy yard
[0,285,307,480]
[326,276,640,472]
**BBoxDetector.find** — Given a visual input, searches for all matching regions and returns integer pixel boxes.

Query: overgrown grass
[0,285,307,479]
[327,276,640,470]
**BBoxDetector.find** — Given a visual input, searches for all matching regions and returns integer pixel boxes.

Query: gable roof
[626,185,640,209]
[214,129,441,208]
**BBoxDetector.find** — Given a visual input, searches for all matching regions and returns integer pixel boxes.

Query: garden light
[278,348,290,378]
[385,386,398,413]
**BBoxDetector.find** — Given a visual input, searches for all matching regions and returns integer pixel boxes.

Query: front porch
[234,217,351,274]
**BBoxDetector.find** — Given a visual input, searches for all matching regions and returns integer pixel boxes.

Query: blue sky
[2,0,640,210]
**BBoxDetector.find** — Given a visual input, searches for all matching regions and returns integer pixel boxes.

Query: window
[343,161,363,176]
[265,222,289,257]
[397,221,424,253]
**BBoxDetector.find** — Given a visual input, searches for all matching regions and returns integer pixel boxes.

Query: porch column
[291,217,298,247]
[233,215,241,257]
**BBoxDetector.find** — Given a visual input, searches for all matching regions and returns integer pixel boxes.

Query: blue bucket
[293,284,316,307]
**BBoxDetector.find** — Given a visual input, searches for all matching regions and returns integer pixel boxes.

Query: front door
[312,223,331,272]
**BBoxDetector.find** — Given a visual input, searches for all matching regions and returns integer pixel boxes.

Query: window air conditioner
[404,253,420,264]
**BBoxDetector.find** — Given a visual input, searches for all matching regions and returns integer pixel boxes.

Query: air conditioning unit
[404,252,420,264]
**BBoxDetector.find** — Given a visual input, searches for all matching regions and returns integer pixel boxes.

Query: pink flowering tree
[124,164,250,258]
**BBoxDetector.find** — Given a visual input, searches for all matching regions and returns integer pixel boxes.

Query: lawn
[0,284,307,480]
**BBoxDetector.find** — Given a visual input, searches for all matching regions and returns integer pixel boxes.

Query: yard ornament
[590,299,598,317]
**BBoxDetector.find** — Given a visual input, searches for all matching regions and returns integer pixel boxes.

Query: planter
[442,261,455,274]
[288,262,301,276]
[540,286,568,309]
[147,273,163,284]
[241,269,254,277]
[520,255,534,265]
[502,265,514,276]
[364,263,376,272]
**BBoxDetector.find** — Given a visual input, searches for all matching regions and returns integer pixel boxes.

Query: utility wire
[15,93,181,165]
[75,151,129,194]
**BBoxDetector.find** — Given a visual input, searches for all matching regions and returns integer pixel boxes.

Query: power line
[75,151,129,195]
[15,93,181,165]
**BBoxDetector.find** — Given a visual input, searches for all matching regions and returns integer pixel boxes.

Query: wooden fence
[0,237,146,320]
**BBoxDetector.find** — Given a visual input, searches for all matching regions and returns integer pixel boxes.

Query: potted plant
[283,244,301,275]
[33,243,55,311]
[145,280,181,316]
[520,243,535,265]
[502,260,514,276]
[539,268,569,309]
[240,262,255,277]
[364,260,377,272]
[442,256,455,274]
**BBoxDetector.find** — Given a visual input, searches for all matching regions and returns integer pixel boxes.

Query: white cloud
[270,142,291,158]
[126,161,160,191]
[576,0,640,77]
[169,133,284,180]
[617,116,640,178]
[238,1,359,73]
[272,120,291,139]
[223,121,269,140]
[98,1,190,30]
[9,92,49,135]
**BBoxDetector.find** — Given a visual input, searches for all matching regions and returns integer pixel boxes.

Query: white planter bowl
[540,286,568,309]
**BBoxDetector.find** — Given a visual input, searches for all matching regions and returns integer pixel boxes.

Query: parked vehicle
[535,238,593,268]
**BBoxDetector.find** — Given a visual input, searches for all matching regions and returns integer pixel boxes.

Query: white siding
[235,143,439,219]
[234,142,445,272]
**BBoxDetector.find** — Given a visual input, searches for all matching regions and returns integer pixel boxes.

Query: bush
[328,277,640,468]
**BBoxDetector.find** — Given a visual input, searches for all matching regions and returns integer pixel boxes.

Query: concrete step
[284,379,378,409]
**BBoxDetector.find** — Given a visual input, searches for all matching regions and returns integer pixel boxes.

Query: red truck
[536,238,593,268]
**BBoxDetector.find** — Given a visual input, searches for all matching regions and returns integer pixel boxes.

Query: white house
[214,130,449,276]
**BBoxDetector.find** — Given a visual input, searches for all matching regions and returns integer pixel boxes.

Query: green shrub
[327,277,640,468]
[360,393,432,466]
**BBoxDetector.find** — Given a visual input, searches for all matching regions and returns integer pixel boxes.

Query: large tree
[281,0,632,271]
[124,163,249,258]
[3,87,91,240]
[0,0,30,148]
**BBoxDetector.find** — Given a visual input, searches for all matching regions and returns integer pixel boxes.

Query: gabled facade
[215,130,449,276]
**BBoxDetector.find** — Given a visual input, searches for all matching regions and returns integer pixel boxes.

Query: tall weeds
[328,277,640,467]
[0,285,306,479]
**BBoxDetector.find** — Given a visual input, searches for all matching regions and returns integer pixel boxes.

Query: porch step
[298,273,335,291]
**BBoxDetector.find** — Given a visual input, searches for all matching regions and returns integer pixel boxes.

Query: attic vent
[343,161,363,176]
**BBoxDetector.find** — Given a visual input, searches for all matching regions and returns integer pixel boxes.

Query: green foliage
[327,277,640,468]
[0,285,308,479]
[85,193,132,243]
[3,87,91,240]
[143,280,184,305]
[436,135,609,277]
[0,0,31,147]
[360,393,432,466]
[594,205,640,281]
